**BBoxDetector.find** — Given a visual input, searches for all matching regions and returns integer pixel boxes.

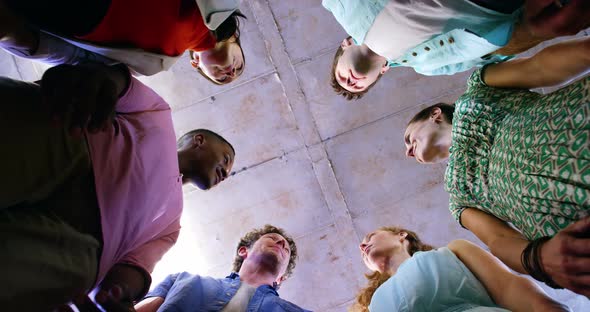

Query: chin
[193,179,213,190]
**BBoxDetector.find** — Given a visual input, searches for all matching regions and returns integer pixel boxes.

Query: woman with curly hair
[352,226,568,312]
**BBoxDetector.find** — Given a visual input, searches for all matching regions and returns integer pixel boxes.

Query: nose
[217,166,228,181]
[224,64,236,77]
[359,243,368,254]
[406,145,415,158]
[346,77,357,87]
[276,238,286,248]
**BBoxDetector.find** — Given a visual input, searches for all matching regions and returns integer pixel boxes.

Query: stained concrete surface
[1,1,589,310]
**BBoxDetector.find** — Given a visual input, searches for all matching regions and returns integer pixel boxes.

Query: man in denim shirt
[134,225,311,312]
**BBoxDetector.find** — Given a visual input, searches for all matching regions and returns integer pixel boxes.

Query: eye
[224,155,229,164]
[217,76,228,83]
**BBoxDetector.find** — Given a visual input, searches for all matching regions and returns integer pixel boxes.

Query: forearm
[487,235,529,274]
[461,208,529,273]
[449,239,569,312]
[484,37,590,89]
[500,275,569,312]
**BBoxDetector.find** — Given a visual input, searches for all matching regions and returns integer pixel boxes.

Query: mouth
[363,245,372,256]
[271,246,285,257]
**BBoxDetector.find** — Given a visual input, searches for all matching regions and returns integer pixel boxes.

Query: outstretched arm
[448,239,570,312]
[461,208,590,297]
[483,37,590,89]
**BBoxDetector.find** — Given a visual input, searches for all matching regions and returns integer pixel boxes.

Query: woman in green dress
[403,37,590,296]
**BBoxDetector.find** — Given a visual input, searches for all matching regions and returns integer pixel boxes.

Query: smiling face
[359,230,409,273]
[334,37,389,93]
[178,131,235,190]
[190,36,245,85]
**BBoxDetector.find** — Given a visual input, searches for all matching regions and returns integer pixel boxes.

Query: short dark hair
[210,11,246,43]
[177,129,235,155]
[407,103,455,126]
[330,38,384,101]
[232,225,298,280]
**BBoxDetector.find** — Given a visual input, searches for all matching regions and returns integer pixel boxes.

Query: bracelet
[521,236,563,289]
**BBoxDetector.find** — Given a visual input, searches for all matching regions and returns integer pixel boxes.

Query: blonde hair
[350,227,434,312]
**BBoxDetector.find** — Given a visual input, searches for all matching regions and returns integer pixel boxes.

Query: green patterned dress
[446,69,590,240]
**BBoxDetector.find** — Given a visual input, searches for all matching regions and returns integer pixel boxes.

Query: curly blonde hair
[350,227,434,312]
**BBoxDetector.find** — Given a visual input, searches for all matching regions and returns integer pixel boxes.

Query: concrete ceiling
[1,0,588,310]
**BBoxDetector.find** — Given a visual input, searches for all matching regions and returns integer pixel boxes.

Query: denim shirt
[146,272,312,312]
[322,0,519,75]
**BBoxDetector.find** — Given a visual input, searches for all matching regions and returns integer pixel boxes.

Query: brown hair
[330,39,384,100]
[232,224,298,280]
[210,11,246,43]
[407,103,455,126]
[350,227,435,312]
[192,36,246,85]
[192,11,247,85]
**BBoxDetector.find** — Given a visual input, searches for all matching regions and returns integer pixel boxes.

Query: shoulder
[275,296,313,312]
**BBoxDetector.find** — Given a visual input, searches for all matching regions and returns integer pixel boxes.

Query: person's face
[239,233,292,283]
[190,36,245,84]
[359,230,408,273]
[404,111,450,164]
[334,38,388,93]
[183,134,235,190]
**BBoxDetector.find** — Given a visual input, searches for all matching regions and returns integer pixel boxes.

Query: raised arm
[483,37,590,89]
[448,239,570,312]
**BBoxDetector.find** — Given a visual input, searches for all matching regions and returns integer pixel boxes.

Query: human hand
[40,63,126,136]
[56,285,137,312]
[525,0,590,38]
[541,217,590,297]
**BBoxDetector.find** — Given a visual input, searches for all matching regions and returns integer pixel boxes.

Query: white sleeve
[2,31,117,66]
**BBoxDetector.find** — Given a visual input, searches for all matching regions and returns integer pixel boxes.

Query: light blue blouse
[322,0,519,75]
[369,248,509,312]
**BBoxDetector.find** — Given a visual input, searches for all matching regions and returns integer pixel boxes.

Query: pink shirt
[85,76,183,285]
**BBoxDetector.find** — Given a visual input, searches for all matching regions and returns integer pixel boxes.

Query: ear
[275,275,287,286]
[399,232,408,240]
[192,133,205,148]
[190,51,200,68]
[238,246,248,259]
[430,107,443,123]
[341,37,354,49]
[380,61,390,75]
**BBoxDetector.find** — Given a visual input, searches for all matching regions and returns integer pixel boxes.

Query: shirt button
[439,40,444,46]
[448,37,455,44]
[402,60,407,63]
[424,47,430,51]
[412,52,417,56]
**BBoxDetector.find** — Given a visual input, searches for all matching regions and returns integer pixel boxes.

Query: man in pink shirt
[0,63,235,311]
